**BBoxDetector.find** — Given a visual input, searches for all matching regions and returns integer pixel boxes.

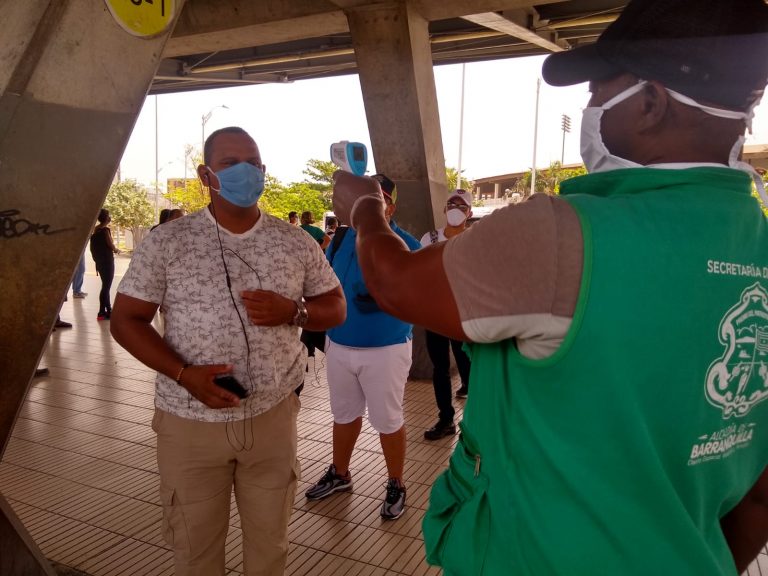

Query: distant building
[745,143,768,174]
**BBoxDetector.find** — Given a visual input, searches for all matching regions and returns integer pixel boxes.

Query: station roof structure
[152,0,625,94]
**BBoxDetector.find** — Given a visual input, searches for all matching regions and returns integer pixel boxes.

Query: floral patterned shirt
[118,208,339,422]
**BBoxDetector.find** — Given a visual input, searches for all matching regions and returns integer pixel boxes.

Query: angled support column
[0,1,185,572]
[345,1,449,238]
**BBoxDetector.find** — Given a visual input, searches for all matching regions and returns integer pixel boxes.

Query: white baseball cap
[447,189,473,206]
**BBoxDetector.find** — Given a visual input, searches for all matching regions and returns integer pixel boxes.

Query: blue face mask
[210,162,265,207]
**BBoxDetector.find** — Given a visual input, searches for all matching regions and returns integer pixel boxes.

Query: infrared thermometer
[330,141,368,176]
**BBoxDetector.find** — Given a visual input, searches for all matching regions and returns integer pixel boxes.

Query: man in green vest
[330,0,768,573]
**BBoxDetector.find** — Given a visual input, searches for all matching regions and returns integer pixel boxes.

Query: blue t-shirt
[326,222,421,347]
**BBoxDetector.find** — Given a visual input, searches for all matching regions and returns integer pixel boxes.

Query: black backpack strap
[328,225,350,265]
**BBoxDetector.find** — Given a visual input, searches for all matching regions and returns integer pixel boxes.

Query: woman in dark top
[90,208,120,320]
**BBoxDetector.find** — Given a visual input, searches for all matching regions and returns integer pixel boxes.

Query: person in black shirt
[90,208,120,320]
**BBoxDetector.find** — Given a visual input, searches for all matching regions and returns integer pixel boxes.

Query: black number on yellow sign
[129,0,166,17]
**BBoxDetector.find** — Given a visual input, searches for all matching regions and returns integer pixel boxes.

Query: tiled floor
[1,270,453,575]
[2,268,767,575]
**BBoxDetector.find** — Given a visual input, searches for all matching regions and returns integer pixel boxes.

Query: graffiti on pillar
[105,0,175,38]
[0,209,75,239]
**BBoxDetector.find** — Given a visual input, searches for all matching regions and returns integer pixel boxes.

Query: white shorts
[325,339,412,434]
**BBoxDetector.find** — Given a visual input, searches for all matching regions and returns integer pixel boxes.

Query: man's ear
[197,164,210,186]
[638,81,670,132]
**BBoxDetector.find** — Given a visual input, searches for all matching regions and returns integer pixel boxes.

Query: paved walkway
[1,271,451,575]
[2,267,766,575]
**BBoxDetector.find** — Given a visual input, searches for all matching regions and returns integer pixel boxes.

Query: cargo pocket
[159,485,188,552]
[424,434,490,575]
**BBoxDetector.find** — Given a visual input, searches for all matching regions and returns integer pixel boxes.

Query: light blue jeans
[72,252,86,293]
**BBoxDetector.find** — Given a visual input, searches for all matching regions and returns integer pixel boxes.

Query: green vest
[423,167,768,576]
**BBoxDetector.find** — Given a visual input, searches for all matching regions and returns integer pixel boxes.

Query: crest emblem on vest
[705,282,768,418]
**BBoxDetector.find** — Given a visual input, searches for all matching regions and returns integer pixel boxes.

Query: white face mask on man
[579,81,648,174]
[446,208,468,227]
[579,80,767,205]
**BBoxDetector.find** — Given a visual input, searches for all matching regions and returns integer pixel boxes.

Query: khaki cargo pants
[152,393,300,576]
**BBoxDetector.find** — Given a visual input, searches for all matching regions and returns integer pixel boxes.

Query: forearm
[304,288,346,331]
[110,317,185,380]
[354,207,413,313]
[106,231,118,253]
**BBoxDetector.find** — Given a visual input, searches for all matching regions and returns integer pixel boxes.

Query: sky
[119,54,768,190]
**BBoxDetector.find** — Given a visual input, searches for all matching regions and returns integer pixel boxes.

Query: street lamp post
[561,114,572,164]
[201,105,229,156]
[154,95,159,221]
[530,78,541,196]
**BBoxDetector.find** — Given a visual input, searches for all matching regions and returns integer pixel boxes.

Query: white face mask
[580,81,648,174]
[665,88,767,206]
[446,208,468,227]
[581,80,767,206]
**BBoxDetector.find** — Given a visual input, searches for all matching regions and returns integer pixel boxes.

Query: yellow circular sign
[104,0,175,38]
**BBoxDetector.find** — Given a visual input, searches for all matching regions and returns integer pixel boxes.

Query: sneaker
[73,292,87,298]
[455,385,469,398]
[34,368,50,378]
[305,464,352,500]
[380,479,406,520]
[424,420,456,441]
[54,319,72,329]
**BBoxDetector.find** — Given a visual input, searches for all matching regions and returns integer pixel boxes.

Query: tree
[164,147,208,214]
[104,180,154,247]
[260,176,331,221]
[446,166,473,191]
[302,159,337,205]
[165,180,209,214]
[752,169,768,217]
[516,161,587,197]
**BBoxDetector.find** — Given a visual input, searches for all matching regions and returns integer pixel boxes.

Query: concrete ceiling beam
[462,10,566,53]
[165,0,564,58]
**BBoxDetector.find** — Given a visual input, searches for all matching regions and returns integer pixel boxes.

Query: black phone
[213,375,249,399]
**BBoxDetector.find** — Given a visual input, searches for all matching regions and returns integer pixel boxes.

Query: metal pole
[561,128,566,164]
[201,113,205,158]
[530,77,541,195]
[560,113,571,165]
[154,95,159,221]
[457,63,466,191]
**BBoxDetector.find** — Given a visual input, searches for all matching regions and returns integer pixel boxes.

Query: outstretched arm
[333,171,583,346]
[352,194,467,340]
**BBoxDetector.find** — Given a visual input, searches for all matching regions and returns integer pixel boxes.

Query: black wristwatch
[291,300,308,327]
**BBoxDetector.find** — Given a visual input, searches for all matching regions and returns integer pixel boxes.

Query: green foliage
[104,179,154,248]
[302,159,337,205]
[105,179,154,234]
[164,146,208,214]
[752,172,768,217]
[446,166,473,191]
[303,159,337,188]
[165,180,209,214]
[260,175,331,220]
[517,161,587,196]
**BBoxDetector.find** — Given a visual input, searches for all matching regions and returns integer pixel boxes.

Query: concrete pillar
[345,2,449,240]
[346,0,448,379]
[0,1,184,572]
[494,182,500,199]
[345,2,450,379]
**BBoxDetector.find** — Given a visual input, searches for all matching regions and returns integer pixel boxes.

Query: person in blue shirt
[305,173,421,521]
